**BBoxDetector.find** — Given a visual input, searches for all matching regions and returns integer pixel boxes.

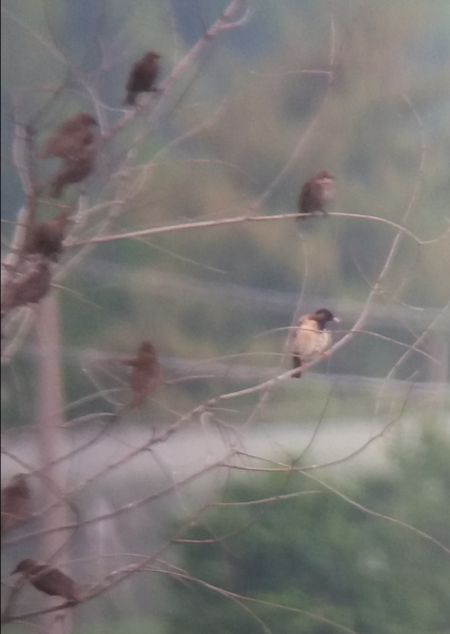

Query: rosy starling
[1,474,31,535]
[50,147,95,198]
[125,51,161,106]
[3,260,52,310]
[40,113,97,160]
[291,308,339,378]
[25,212,71,261]
[297,171,335,219]
[12,559,80,603]
[122,340,162,408]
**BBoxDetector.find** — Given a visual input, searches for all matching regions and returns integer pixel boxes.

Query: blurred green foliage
[165,427,450,634]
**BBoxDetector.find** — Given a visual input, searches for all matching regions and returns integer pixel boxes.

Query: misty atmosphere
[1,1,449,633]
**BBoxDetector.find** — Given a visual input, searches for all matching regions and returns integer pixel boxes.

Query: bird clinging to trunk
[291,308,339,378]
[25,211,71,261]
[122,340,162,409]
[40,113,97,160]
[12,559,81,603]
[1,473,31,535]
[125,51,161,106]
[2,259,52,312]
[297,171,335,220]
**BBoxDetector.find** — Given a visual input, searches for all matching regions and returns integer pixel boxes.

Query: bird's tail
[292,355,302,379]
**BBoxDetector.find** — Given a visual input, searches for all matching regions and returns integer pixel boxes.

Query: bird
[122,340,162,408]
[3,260,51,311]
[1,474,31,535]
[40,113,97,160]
[290,308,339,378]
[125,51,161,106]
[12,559,80,603]
[25,211,71,261]
[297,171,335,220]
[50,147,96,198]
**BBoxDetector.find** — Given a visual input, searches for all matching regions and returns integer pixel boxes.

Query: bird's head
[144,51,161,61]
[9,473,28,485]
[313,308,339,328]
[8,473,29,493]
[138,340,157,357]
[315,170,333,181]
[77,113,98,127]
[12,559,36,575]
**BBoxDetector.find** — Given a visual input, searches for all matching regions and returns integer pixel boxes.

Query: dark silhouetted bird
[297,171,335,219]
[125,51,161,106]
[12,559,80,603]
[3,260,51,310]
[25,212,71,261]
[50,147,95,198]
[1,474,31,535]
[122,340,162,408]
[291,308,339,378]
[40,113,97,160]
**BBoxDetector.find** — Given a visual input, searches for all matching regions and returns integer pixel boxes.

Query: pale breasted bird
[40,113,97,160]
[25,211,71,261]
[125,51,161,106]
[1,473,31,535]
[12,559,80,603]
[50,146,96,198]
[297,171,335,219]
[122,340,162,408]
[291,308,339,378]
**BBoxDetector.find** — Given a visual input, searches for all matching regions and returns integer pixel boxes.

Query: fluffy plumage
[291,308,339,378]
[25,212,70,261]
[40,113,97,160]
[298,171,335,219]
[3,260,51,310]
[50,147,95,198]
[12,559,80,603]
[125,51,161,106]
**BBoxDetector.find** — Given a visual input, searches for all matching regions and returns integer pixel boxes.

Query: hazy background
[1,1,449,633]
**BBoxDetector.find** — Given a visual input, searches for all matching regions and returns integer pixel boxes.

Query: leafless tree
[1,2,449,633]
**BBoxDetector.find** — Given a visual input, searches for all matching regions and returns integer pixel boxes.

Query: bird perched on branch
[25,211,71,261]
[12,559,81,603]
[1,473,31,535]
[122,340,162,408]
[40,113,97,160]
[291,308,339,378]
[125,51,161,106]
[297,171,335,220]
[2,260,51,311]
[50,147,96,198]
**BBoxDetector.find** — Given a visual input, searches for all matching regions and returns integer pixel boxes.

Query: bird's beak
[333,317,340,323]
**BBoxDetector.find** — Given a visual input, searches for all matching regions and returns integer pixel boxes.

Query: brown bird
[50,147,95,198]
[40,113,97,160]
[3,260,51,311]
[12,559,80,603]
[291,308,339,378]
[1,474,31,535]
[125,51,161,106]
[25,211,71,261]
[297,171,335,219]
[122,340,162,408]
